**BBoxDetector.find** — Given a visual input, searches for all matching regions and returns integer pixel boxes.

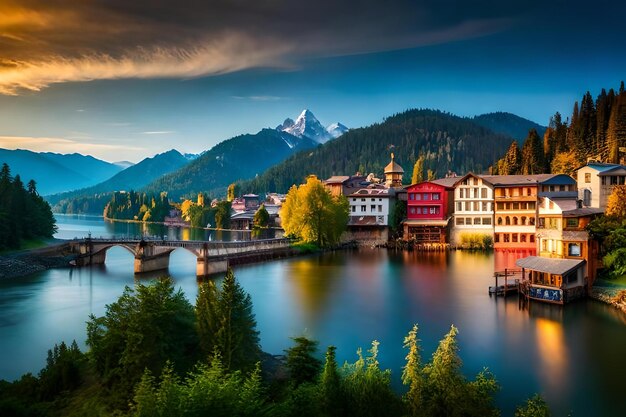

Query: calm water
[1,215,626,416]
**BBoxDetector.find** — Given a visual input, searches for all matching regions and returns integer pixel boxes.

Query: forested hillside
[472,112,546,141]
[48,149,188,211]
[142,129,318,200]
[0,164,56,250]
[494,82,626,175]
[238,109,513,195]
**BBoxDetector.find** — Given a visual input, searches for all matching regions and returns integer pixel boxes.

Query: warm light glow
[535,318,569,390]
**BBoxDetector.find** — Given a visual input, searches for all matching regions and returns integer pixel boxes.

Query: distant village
[163,154,625,306]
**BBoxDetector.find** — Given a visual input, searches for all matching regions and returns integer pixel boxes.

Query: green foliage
[459,232,493,250]
[86,277,198,396]
[319,346,342,415]
[520,129,544,174]
[104,190,171,222]
[0,164,56,250]
[131,357,267,417]
[212,268,261,371]
[38,341,84,400]
[241,109,512,195]
[214,201,232,229]
[195,281,221,357]
[402,325,423,416]
[587,215,626,278]
[281,176,349,247]
[341,341,401,417]
[390,200,407,236]
[515,394,551,417]
[603,248,626,279]
[253,204,270,228]
[285,337,322,387]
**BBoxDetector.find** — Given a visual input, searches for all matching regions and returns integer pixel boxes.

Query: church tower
[384,153,404,188]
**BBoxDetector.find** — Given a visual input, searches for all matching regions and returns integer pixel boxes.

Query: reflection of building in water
[535,318,569,391]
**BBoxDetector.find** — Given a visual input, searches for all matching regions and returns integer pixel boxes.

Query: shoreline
[0,240,76,280]
[589,287,626,314]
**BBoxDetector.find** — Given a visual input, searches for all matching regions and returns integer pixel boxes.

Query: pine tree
[216,268,261,371]
[285,337,322,386]
[607,91,626,164]
[196,281,221,358]
[402,324,424,417]
[320,345,342,414]
[520,129,544,174]
[498,141,522,174]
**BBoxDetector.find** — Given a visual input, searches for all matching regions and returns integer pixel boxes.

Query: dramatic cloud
[0,0,538,95]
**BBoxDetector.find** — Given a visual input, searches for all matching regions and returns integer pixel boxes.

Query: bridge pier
[75,250,106,266]
[196,257,229,277]
[134,252,173,274]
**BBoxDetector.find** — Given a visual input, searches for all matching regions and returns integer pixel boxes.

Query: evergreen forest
[104,191,171,223]
[0,163,57,250]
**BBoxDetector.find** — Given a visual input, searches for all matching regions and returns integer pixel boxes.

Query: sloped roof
[384,154,404,174]
[582,162,624,173]
[430,177,461,188]
[324,176,350,184]
[516,256,585,275]
[480,174,561,186]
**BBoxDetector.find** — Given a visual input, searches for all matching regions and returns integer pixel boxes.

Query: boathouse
[516,256,587,304]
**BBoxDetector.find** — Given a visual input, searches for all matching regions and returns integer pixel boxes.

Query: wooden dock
[489,268,523,297]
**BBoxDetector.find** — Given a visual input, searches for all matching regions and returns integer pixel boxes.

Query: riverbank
[589,287,626,314]
[0,240,76,280]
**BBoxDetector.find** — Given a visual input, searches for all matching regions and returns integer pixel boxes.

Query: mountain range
[0,149,123,195]
[47,149,190,208]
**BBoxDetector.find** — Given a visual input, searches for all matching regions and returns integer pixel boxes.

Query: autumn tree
[495,141,522,175]
[253,204,269,228]
[606,185,626,218]
[281,175,349,247]
[227,183,241,202]
[550,151,579,176]
[411,155,425,184]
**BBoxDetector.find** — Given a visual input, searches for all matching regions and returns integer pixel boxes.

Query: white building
[576,162,626,210]
[345,186,397,243]
[448,173,495,245]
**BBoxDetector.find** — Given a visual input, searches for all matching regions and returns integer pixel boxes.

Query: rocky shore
[0,242,76,280]
[589,287,626,314]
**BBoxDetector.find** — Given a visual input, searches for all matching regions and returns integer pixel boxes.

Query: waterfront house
[403,180,454,243]
[576,162,626,210]
[536,196,603,283]
[481,174,577,269]
[516,256,587,304]
[346,185,397,243]
[449,173,494,246]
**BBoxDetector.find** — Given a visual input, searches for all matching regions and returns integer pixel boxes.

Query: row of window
[352,198,383,202]
[457,187,488,199]
[409,193,441,201]
[537,217,580,229]
[495,187,535,198]
[409,206,440,215]
[456,201,492,212]
[540,240,582,256]
[351,205,384,213]
[496,216,536,226]
[455,217,492,226]
[601,176,626,185]
[540,184,572,192]
[495,202,536,211]
[494,233,535,243]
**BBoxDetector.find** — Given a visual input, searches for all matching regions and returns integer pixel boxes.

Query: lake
[0,214,625,416]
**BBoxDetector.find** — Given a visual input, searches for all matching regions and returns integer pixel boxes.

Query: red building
[403,180,455,243]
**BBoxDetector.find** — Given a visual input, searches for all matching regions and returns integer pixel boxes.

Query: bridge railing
[75,237,294,249]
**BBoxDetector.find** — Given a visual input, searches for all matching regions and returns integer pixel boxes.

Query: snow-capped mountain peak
[278,109,347,144]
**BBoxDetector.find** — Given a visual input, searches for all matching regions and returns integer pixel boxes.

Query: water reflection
[535,318,569,392]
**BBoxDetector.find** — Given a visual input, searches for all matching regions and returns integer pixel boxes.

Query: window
[378,205,383,212]
[494,233,500,243]
[417,207,422,214]
[432,193,440,200]
[415,193,422,200]
[474,217,482,225]
[611,176,618,185]
[352,198,356,201]
[512,234,518,243]
[371,198,376,201]
[361,205,366,212]
[481,188,487,199]
[513,217,519,225]
[482,217,492,225]
[497,217,503,225]
[361,198,366,202]
[474,188,479,198]
[568,243,581,256]
[410,207,416,214]
[538,218,545,228]
[529,217,535,226]
[430,207,439,214]
[621,176,626,185]
[379,198,382,201]
[371,205,376,211]
[497,202,504,210]
[457,202,463,212]
[456,217,465,225]
[521,234,527,242]
[505,216,511,225]
[566,218,578,228]
[482,202,488,212]
[504,234,510,242]
[529,235,535,242]
[459,189,465,198]
[601,177,607,186]
[351,206,356,212]
[474,202,480,211]
[512,202,519,210]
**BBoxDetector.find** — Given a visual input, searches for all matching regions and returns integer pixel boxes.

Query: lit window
[568,243,581,256]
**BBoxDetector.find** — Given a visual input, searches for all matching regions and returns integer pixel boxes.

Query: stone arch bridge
[69,238,292,277]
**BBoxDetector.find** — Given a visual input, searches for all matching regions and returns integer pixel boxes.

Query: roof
[242,194,259,198]
[324,176,350,184]
[384,154,404,174]
[562,207,604,217]
[430,177,461,188]
[547,198,579,212]
[346,186,395,197]
[230,211,255,220]
[579,162,625,173]
[515,256,585,275]
[480,174,562,186]
[348,215,385,226]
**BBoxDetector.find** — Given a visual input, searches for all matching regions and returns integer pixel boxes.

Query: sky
[0,0,625,162]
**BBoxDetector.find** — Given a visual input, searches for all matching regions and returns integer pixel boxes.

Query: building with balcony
[481,174,577,269]
[576,162,626,210]
[403,179,454,243]
[346,186,397,242]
